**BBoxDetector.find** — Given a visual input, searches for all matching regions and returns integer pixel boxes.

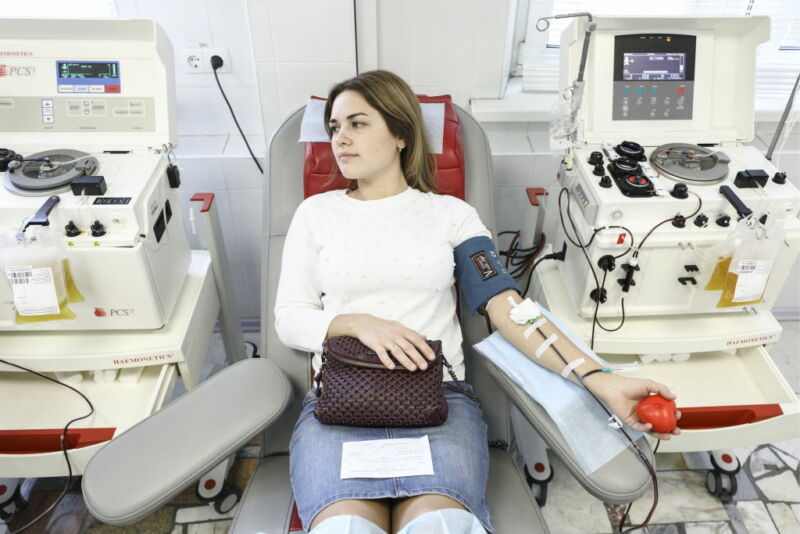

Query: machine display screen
[57,61,119,80]
[623,52,686,81]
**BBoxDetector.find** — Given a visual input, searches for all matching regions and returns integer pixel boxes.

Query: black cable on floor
[0,359,94,534]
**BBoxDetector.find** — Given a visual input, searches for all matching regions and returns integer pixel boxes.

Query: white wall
[117,0,266,321]
[117,0,798,320]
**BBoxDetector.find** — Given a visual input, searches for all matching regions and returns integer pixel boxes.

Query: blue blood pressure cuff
[454,236,520,316]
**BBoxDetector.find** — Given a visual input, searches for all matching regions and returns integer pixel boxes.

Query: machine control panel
[612,33,696,121]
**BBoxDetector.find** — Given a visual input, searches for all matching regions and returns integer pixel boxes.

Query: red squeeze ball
[636,394,677,433]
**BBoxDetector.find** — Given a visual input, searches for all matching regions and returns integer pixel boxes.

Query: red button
[677,87,685,95]
[628,176,637,183]
[105,85,120,93]
[639,178,647,185]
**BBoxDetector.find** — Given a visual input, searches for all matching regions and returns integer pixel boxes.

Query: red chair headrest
[303,95,464,200]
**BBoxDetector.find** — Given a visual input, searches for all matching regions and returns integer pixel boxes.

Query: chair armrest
[82,358,291,525]
[482,357,653,503]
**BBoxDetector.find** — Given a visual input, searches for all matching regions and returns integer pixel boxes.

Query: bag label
[5,265,60,316]
[733,259,772,303]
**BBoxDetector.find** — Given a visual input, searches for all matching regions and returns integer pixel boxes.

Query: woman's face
[328,90,405,182]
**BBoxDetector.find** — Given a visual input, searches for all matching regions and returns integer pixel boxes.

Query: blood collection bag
[0,228,83,323]
[712,216,784,308]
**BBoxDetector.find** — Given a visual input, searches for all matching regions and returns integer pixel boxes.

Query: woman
[274,70,680,534]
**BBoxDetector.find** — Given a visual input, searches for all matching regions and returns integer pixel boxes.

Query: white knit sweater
[273,187,492,380]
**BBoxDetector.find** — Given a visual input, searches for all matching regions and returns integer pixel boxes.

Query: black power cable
[0,359,94,534]
[210,55,264,175]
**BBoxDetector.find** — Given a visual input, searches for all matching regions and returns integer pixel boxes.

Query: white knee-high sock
[308,514,389,534]
[396,508,486,534]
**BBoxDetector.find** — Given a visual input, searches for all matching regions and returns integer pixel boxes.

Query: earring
[397,146,404,153]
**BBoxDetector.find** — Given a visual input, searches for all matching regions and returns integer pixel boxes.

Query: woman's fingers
[388,344,418,371]
[375,348,396,370]
[406,332,437,361]
[396,339,429,370]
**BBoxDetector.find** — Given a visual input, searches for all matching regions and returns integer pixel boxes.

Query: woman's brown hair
[323,70,439,193]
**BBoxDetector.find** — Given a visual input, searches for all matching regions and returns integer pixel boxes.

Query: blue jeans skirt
[289,382,493,533]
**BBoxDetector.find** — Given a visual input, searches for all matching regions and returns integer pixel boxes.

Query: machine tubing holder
[16,195,60,242]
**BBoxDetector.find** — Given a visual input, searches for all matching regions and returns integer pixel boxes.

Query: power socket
[181,47,231,74]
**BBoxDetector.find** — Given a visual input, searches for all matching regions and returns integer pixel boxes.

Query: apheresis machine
[0,19,228,515]
[531,15,799,498]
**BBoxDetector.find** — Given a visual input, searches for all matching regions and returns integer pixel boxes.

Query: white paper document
[5,265,60,316]
[340,435,434,479]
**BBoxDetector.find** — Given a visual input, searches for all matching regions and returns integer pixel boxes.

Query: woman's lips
[339,154,357,162]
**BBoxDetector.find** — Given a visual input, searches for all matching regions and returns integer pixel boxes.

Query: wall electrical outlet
[181,47,231,74]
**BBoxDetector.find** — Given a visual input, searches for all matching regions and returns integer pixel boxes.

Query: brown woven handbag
[313,336,477,428]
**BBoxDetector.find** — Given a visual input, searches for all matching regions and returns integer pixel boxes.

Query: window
[517,0,800,100]
[2,0,117,18]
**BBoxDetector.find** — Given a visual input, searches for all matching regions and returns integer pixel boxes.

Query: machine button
[90,220,106,237]
[650,87,658,95]
[105,85,120,93]
[113,108,130,117]
[678,87,686,95]
[599,175,612,188]
[672,214,686,228]
[593,163,605,176]
[128,100,145,109]
[670,183,689,199]
[716,215,731,227]
[64,220,81,237]
[42,108,53,116]
[129,108,145,117]
[773,172,787,184]
[636,87,644,95]
[694,214,709,227]
[588,151,604,165]
[41,99,53,108]
[58,84,74,92]
[623,87,630,95]
[42,116,54,123]
[74,85,89,93]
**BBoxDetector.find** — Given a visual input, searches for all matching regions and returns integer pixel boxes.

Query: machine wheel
[706,471,722,497]
[0,486,27,521]
[212,482,241,515]
[524,464,553,507]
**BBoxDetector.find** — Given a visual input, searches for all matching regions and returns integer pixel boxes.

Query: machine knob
[672,214,686,228]
[593,163,605,176]
[90,220,106,237]
[670,183,689,199]
[64,220,81,237]
[773,172,787,184]
[716,214,731,227]
[694,214,708,227]
[588,151,604,165]
[599,175,612,188]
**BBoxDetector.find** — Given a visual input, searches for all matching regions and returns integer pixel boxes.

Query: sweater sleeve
[273,200,337,354]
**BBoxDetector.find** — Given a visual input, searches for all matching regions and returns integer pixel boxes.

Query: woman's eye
[330,125,340,133]
[352,121,365,128]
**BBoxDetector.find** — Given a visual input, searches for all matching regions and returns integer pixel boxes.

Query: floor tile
[767,502,800,534]
[736,501,780,534]
[539,456,614,533]
[656,453,688,471]
[728,469,760,502]
[644,524,680,533]
[82,504,176,533]
[755,471,800,503]
[748,445,789,479]
[187,520,232,534]
[684,522,734,534]
[175,505,234,524]
[627,471,729,524]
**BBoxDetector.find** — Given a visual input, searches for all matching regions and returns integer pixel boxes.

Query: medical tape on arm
[534,332,558,359]
[560,357,586,378]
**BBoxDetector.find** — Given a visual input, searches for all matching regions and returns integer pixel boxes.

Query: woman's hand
[586,374,682,440]
[329,313,437,371]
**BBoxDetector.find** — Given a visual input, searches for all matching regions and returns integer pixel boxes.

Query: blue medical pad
[473,303,643,474]
[454,236,519,315]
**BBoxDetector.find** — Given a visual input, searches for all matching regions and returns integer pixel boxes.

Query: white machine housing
[547,16,800,318]
[0,19,190,330]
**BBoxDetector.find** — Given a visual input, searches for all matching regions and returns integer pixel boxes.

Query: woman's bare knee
[392,494,466,533]
[310,498,391,532]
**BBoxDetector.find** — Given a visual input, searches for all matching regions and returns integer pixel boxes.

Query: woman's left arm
[485,289,681,439]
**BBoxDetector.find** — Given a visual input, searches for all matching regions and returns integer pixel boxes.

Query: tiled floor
[2,325,798,534]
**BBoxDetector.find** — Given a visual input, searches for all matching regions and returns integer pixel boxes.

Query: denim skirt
[289,382,493,533]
